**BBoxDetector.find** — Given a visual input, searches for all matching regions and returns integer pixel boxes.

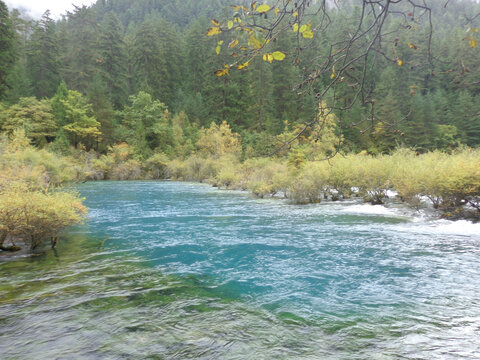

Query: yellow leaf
[293,23,299,32]
[470,38,477,48]
[210,18,220,26]
[251,1,257,10]
[472,27,479,33]
[215,46,221,55]
[215,65,230,77]
[330,72,335,79]
[206,27,222,36]
[293,11,298,17]
[256,4,271,13]
[397,59,403,66]
[229,39,238,48]
[302,30,314,39]
[218,40,224,45]
[275,8,280,15]
[262,54,274,63]
[299,24,307,33]
[237,61,250,69]
[272,51,286,61]
[228,20,234,29]
[249,35,263,49]
[408,42,418,50]
[232,5,248,11]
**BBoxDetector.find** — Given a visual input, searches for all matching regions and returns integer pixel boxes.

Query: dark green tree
[87,75,116,150]
[132,18,182,107]
[97,12,129,108]
[61,5,99,95]
[27,11,61,99]
[0,1,17,99]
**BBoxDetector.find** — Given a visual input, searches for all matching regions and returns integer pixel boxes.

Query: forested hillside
[1,0,480,156]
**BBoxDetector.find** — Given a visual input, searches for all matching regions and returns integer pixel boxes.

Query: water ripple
[1,181,480,359]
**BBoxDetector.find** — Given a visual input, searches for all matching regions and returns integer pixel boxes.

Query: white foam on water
[340,203,401,216]
[426,219,480,236]
[389,217,480,239]
[386,190,398,198]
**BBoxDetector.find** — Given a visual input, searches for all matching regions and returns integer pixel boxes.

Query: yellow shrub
[110,159,142,180]
[0,182,87,250]
[166,159,188,180]
[144,153,169,179]
[351,155,393,204]
[328,155,356,200]
[288,161,330,204]
[240,158,289,197]
[196,121,241,158]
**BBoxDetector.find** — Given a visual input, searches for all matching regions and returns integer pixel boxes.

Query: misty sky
[4,0,97,19]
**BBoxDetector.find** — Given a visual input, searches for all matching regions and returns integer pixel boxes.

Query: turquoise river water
[1,181,480,359]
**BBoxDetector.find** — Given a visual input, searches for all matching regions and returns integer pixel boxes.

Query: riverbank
[161,150,480,222]
[1,129,480,258]
[69,144,480,221]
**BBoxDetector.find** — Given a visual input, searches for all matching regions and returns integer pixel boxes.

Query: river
[1,181,480,359]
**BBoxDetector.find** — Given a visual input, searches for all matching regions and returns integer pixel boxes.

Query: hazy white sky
[5,0,97,19]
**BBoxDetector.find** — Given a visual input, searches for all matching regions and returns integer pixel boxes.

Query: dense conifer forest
[1,0,480,154]
[1,0,480,250]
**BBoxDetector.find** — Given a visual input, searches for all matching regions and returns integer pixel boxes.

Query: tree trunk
[0,231,6,248]
[0,232,21,252]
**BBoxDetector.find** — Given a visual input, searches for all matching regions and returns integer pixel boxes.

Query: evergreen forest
[1,0,480,154]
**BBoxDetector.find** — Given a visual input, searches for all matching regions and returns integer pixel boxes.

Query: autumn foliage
[0,131,87,250]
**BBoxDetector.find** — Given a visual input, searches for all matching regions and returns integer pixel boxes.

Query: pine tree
[27,11,61,99]
[247,57,275,131]
[2,61,31,104]
[132,20,168,102]
[97,12,129,109]
[182,17,217,126]
[450,91,480,147]
[270,33,302,133]
[0,1,17,99]
[87,75,116,150]
[61,5,99,95]
[2,8,33,103]
[51,80,69,127]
